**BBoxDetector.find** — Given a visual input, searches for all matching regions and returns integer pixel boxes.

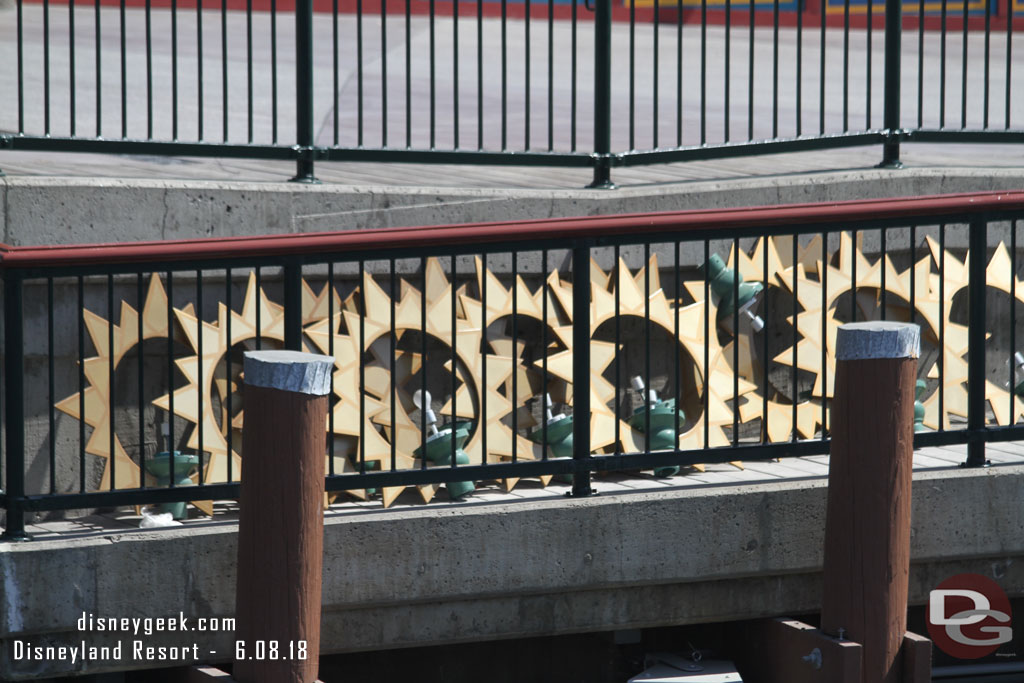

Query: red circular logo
[926,573,1013,660]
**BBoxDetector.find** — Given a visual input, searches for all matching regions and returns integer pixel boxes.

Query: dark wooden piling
[233,350,333,683]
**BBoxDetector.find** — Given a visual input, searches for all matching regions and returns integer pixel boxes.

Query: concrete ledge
[0,465,1022,679]
[3,168,1024,249]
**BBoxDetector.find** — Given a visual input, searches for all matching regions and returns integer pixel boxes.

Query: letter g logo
[927,575,1013,659]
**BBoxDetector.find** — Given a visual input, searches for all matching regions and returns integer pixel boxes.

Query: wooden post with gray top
[820,321,924,683]
[233,350,334,683]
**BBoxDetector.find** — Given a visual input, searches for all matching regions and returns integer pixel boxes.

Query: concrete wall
[0,465,1021,679]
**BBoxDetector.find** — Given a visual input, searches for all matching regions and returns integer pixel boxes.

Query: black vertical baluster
[542,249,549,458]
[108,275,116,488]
[71,0,77,138]
[866,0,872,130]
[197,271,204,483]
[44,0,51,135]
[246,0,253,141]
[1006,0,1013,129]
[571,245,592,496]
[733,239,740,445]
[701,0,707,144]
[796,0,803,136]
[966,220,987,466]
[548,0,554,151]
[572,0,579,151]
[644,243,651,454]
[677,0,683,146]
[144,0,152,137]
[391,261,397,472]
[512,251,518,462]
[255,267,262,349]
[328,262,335,474]
[819,0,825,135]
[383,0,389,147]
[226,268,233,481]
[763,234,769,441]
[526,0,532,150]
[630,0,636,150]
[749,0,756,140]
[674,241,681,449]
[940,0,947,128]
[1011,221,1017,425]
[358,0,365,146]
[95,0,101,137]
[167,271,175,490]
[17,0,24,134]
[198,0,204,140]
[3,275,27,540]
[773,0,779,137]
[821,230,827,439]
[791,236,797,440]
[724,0,730,143]
[138,274,145,486]
[843,0,849,131]
[481,253,488,463]
[704,240,711,448]
[478,0,484,150]
[359,262,366,475]
[614,244,621,454]
[173,0,179,139]
[271,0,279,143]
[118,0,125,137]
[961,0,968,128]
[939,225,945,429]
[294,0,316,182]
[406,0,412,147]
[79,276,86,493]
[421,259,428,470]
[430,0,436,148]
[222,0,228,141]
[500,0,507,150]
[983,0,990,128]
[591,0,613,187]
[880,229,887,318]
[917,0,924,128]
[334,0,340,145]
[452,0,460,148]
[48,278,56,494]
[851,230,857,320]
[910,226,916,320]
[451,255,458,470]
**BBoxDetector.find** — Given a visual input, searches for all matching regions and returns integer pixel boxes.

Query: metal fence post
[570,245,594,496]
[965,220,989,467]
[588,0,615,189]
[291,0,320,184]
[283,262,304,351]
[3,274,28,541]
[879,0,903,168]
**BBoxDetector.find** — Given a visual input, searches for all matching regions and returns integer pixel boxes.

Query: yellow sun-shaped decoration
[925,237,1024,427]
[542,253,757,467]
[56,274,184,492]
[306,258,539,506]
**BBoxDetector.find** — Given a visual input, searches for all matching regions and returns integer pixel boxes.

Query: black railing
[1,0,1021,185]
[2,190,1024,539]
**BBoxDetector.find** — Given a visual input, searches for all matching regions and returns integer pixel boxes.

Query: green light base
[414,425,476,500]
[628,400,685,478]
[145,451,199,519]
[529,415,574,483]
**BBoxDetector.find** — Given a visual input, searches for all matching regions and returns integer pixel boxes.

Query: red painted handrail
[1,190,1022,269]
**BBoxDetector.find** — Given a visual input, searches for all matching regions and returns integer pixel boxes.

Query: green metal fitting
[529,414,574,483]
[702,253,764,320]
[914,379,928,432]
[628,398,685,478]
[144,451,199,520]
[413,423,475,500]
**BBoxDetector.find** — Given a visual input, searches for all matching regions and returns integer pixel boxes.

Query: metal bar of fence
[3,275,28,540]
[967,220,988,466]
[293,0,318,183]
[880,0,902,167]
[571,244,593,496]
[590,0,614,188]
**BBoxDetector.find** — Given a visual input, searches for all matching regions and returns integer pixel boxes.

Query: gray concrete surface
[0,462,1020,679]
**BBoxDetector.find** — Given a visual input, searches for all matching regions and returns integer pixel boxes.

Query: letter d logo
[927,574,1013,659]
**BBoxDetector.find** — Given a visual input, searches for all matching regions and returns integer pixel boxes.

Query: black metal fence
[1,0,1021,185]
[2,191,1023,539]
